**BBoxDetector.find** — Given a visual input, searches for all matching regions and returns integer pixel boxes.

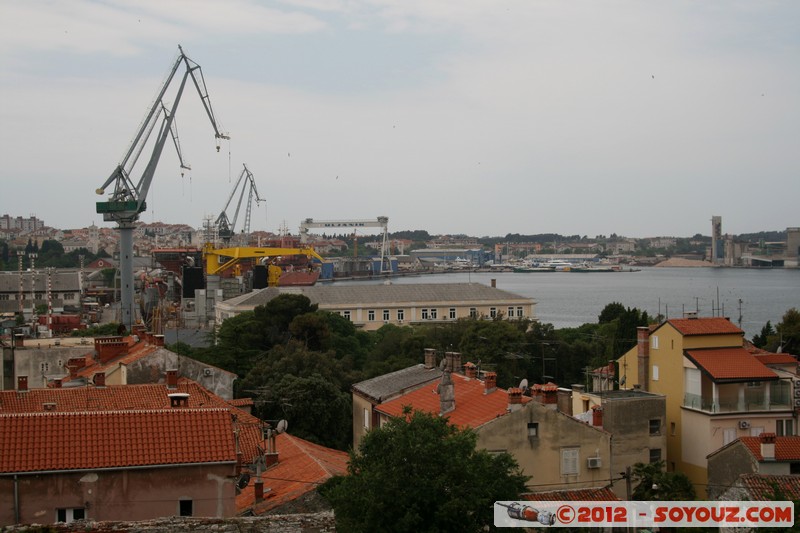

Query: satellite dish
[236,472,251,490]
[619,375,627,386]
[519,378,529,390]
[276,419,288,434]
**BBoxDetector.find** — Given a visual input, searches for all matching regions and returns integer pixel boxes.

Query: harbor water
[334,267,800,340]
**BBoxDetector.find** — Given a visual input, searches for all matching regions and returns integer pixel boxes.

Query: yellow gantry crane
[202,244,326,287]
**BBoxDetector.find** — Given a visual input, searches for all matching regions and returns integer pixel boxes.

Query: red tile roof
[666,317,743,336]
[0,409,236,474]
[755,353,798,365]
[236,433,348,515]
[523,487,620,501]
[740,436,800,461]
[375,373,531,429]
[735,474,800,500]
[684,348,778,382]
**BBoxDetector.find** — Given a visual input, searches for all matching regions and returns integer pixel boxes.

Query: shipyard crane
[95,45,229,331]
[299,217,391,273]
[215,164,264,244]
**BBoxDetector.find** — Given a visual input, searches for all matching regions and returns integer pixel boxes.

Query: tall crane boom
[215,164,264,244]
[95,45,229,331]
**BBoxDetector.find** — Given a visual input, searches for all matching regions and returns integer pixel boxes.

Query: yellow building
[616,316,795,497]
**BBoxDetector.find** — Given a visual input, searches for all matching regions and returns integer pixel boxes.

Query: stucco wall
[0,463,236,526]
[707,442,757,499]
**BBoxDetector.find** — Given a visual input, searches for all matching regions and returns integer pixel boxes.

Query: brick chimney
[437,371,456,415]
[153,334,165,347]
[166,369,178,389]
[464,362,478,379]
[17,376,28,392]
[424,348,437,369]
[507,387,523,412]
[67,357,87,378]
[94,336,128,364]
[13,334,24,348]
[484,372,497,394]
[637,327,650,391]
[254,478,264,502]
[93,372,106,388]
[265,452,279,467]
[760,432,776,461]
[592,405,604,427]
[53,378,62,388]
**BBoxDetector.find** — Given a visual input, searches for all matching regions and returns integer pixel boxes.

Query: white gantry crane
[95,45,228,331]
[215,163,264,245]
[299,216,391,273]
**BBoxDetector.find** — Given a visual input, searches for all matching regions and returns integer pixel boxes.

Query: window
[397,309,404,321]
[64,293,75,300]
[791,463,800,475]
[508,307,515,317]
[490,307,497,318]
[751,427,765,437]
[368,310,375,321]
[430,308,437,320]
[723,427,737,445]
[0,294,8,301]
[652,365,659,381]
[670,422,676,436]
[383,309,390,321]
[469,307,477,318]
[527,422,539,438]
[40,362,49,373]
[649,448,662,463]
[561,448,579,476]
[517,306,524,317]
[179,499,193,517]
[421,309,429,320]
[649,419,661,435]
[651,336,659,349]
[342,310,351,321]
[363,408,370,429]
[449,308,456,320]
[56,508,85,523]
[777,419,794,437]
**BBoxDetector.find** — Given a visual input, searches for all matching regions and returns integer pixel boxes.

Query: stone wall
[3,512,336,533]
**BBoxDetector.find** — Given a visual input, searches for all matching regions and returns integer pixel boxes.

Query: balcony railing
[683,391,791,413]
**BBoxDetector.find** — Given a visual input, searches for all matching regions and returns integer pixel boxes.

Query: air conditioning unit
[587,457,602,469]
[203,368,213,377]
[739,420,751,430]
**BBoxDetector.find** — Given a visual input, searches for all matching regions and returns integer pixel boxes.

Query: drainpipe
[13,474,20,524]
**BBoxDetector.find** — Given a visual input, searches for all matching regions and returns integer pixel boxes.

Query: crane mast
[96,45,229,331]
[215,164,264,245]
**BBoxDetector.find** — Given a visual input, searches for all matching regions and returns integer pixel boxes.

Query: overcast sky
[1,1,798,239]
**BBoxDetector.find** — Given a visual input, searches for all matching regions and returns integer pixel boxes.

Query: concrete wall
[707,442,757,499]
[4,345,91,390]
[476,402,612,492]
[0,463,236,526]
[352,393,374,450]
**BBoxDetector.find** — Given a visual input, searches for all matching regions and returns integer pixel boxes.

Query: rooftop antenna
[737,298,743,329]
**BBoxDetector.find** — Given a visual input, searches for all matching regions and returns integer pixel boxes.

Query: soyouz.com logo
[494,501,794,528]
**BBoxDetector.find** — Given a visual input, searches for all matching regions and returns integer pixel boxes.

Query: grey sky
[1,1,798,239]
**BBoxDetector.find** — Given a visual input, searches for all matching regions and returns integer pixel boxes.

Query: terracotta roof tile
[755,353,798,365]
[740,436,800,461]
[235,433,348,514]
[685,348,778,382]
[667,317,743,336]
[0,409,236,473]
[375,373,530,428]
[735,474,800,500]
[524,487,620,501]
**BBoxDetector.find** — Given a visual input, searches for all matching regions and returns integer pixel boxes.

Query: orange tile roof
[523,487,620,501]
[685,348,778,382]
[0,409,236,474]
[740,436,800,461]
[375,373,531,429]
[755,353,798,365]
[735,474,800,500]
[666,317,743,336]
[236,433,348,515]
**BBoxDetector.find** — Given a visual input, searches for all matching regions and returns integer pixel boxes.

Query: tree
[322,409,529,533]
[775,308,800,355]
[753,320,775,348]
[630,461,695,501]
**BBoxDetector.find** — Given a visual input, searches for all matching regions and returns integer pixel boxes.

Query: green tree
[630,461,695,501]
[753,320,775,348]
[322,409,529,532]
[775,308,800,355]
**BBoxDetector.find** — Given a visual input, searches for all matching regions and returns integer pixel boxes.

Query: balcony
[683,382,791,414]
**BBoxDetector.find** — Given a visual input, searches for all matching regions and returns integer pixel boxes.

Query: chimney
[67,357,86,378]
[592,406,604,427]
[166,369,178,389]
[13,334,24,348]
[53,378,62,388]
[445,352,462,374]
[491,278,496,288]
[17,376,28,392]
[507,387,523,412]
[464,362,478,379]
[94,336,128,364]
[484,372,497,394]
[557,388,573,415]
[93,372,106,388]
[254,478,264,502]
[168,392,189,408]
[760,432,776,461]
[265,452,279,467]
[437,371,456,415]
[424,348,437,369]
[153,334,165,347]
[637,327,650,392]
